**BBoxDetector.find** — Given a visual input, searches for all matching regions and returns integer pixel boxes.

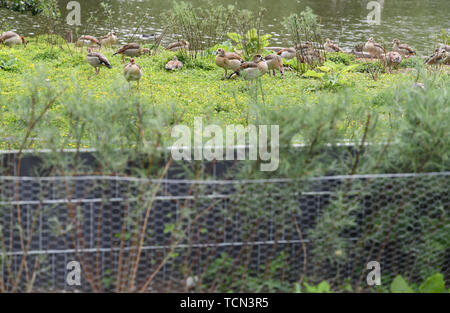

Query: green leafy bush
[391,273,447,293]
[227,29,272,60]
[0,0,42,15]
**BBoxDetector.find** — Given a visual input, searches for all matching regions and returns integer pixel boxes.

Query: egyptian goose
[0,31,26,47]
[277,48,296,60]
[75,35,101,48]
[392,39,416,57]
[324,38,344,53]
[277,42,314,61]
[214,48,243,79]
[166,40,189,51]
[426,48,449,66]
[165,56,183,70]
[229,54,268,80]
[384,51,402,70]
[124,58,143,90]
[263,54,284,77]
[364,37,385,58]
[99,31,117,47]
[86,48,112,75]
[113,43,148,63]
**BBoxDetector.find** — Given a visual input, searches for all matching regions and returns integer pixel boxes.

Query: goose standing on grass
[100,31,117,47]
[364,37,385,58]
[263,54,284,77]
[426,48,449,66]
[113,43,150,63]
[324,38,344,53]
[384,51,402,70]
[229,54,268,81]
[124,59,143,90]
[166,40,189,51]
[214,48,243,79]
[392,39,416,57]
[165,56,183,70]
[0,31,26,47]
[75,35,101,49]
[277,48,296,60]
[86,48,112,76]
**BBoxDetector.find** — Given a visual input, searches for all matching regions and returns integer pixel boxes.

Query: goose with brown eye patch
[364,37,385,59]
[263,54,284,78]
[214,48,243,79]
[392,38,416,57]
[124,58,143,90]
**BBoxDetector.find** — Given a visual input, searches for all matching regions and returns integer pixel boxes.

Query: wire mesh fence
[0,172,448,292]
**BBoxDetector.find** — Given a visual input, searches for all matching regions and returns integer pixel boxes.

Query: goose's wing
[225,52,243,61]
[0,31,19,41]
[80,35,99,44]
[115,43,140,54]
[88,52,112,67]
[399,43,415,54]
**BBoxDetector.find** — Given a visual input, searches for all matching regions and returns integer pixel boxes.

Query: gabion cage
[0,172,448,292]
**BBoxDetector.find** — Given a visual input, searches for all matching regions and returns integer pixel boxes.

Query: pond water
[1,0,449,55]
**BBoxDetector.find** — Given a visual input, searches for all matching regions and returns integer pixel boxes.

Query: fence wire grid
[0,172,448,292]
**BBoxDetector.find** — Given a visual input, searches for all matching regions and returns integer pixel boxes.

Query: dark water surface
[1,0,449,54]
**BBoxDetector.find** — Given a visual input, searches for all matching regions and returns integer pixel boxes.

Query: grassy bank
[0,36,449,151]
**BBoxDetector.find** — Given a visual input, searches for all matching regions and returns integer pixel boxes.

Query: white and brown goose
[86,48,112,75]
[392,39,416,57]
[364,37,385,58]
[277,42,313,60]
[324,38,344,53]
[0,31,26,47]
[229,54,268,80]
[165,56,183,70]
[166,40,189,51]
[426,48,449,66]
[124,58,143,90]
[99,31,117,47]
[384,51,402,70]
[113,43,150,63]
[214,48,243,79]
[75,35,101,49]
[277,48,296,60]
[263,54,284,77]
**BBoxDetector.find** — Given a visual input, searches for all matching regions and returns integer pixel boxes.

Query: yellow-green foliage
[0,36,449,149]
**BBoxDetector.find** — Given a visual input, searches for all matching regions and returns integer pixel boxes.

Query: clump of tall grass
[282,6,324,73]
[163,1,234,59]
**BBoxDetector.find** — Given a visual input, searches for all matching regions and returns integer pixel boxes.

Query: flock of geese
[1,29,449,89]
